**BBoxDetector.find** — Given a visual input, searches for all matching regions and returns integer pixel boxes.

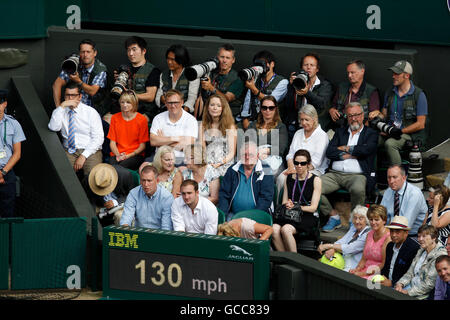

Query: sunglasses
[261,105,276,111]
[294,160,309,166]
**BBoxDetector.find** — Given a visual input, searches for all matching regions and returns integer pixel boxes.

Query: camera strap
[292,172,309,204]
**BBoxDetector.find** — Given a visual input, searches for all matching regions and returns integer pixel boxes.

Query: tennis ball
[371,275,386,283]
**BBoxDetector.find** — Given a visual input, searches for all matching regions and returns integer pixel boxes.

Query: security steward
[0,90,26,217]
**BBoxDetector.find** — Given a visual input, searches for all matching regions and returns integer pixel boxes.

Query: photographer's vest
[247,74,284,120]
[131,61,158,121]
[386,85,427,144]
[336,81,377,120]
[85,59,108,116]
[205,69,243,117]
[161,69,189,101]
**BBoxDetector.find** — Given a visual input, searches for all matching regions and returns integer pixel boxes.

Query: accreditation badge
[0,149,6,159]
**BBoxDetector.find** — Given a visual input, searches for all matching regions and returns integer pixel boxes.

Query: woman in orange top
[107,90,149,170]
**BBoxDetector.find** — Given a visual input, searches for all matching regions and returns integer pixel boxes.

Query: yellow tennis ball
[371,275,386,283]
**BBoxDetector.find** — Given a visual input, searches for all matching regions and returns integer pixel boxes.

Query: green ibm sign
[102,226,270,300]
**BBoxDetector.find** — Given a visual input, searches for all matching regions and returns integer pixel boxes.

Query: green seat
[233,209,273,226]
[217,208,226,225]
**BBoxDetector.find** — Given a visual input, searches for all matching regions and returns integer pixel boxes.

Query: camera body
[61,54,80,75]
[292,70,310,91]
[111,64,131,98]
[238,59,268,82]
[185,57,219,81]
[369,116,402,139]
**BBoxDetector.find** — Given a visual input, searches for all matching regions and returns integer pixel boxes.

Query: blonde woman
[217,219,273,240]
[107,90,148,170]
[152,145,182,198]
[199,93,237,176]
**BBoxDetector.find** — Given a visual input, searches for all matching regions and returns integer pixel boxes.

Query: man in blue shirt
[0,89,26,217]
[381,165,428,238]
[369,60,428,165]
[120,165,173,229]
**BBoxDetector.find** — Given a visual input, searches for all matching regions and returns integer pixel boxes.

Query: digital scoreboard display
[103,226,270,300]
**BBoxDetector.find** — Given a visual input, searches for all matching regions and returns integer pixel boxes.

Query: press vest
[85,59,108,116]
[205,69,243,116]
[161,69,189,101]
[131,61,158,120]
[336,81,377,120]
[247,74,284,120]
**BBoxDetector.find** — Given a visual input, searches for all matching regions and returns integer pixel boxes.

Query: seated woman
[395,225,448,299]
[152,145,182,198]
[425,184,450,246]
[217,218,273,240]
[350,204,391,279]
[199,93,237,177]
[182,143,220,204]
[276,104,329,194]
[107,90,148,170]
[318,205,370,272]
[244,95,288,176]
[272,149,321,253]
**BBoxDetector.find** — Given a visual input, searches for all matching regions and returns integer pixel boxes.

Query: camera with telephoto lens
[369,116,402,140]
[185,57,219,81]
[238,59,268,82]
[61,54,80,75]
[111,64,131,98]
[292,70,310,91]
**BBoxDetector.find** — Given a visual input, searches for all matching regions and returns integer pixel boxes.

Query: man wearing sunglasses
[321,102,378,232]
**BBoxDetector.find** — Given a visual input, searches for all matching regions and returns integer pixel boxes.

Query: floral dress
[204,130,233,177]
[182,165,219,198]
[158,168,178,193]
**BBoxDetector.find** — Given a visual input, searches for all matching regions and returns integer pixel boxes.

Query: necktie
[67,109,76,154]
[394,191,400,216]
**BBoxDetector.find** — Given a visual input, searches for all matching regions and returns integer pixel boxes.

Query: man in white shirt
[171,179,218,235]
[48,82,104,176]
[149,89,198,164]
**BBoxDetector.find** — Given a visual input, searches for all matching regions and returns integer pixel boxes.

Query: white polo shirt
[150,110,198,159]
[171,196,218,235]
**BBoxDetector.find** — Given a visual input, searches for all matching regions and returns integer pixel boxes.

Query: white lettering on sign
[66,265,81,289]
[66,5,81,30]
[366,5,381,30]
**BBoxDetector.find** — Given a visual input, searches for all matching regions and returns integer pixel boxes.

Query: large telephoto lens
[61,55,79,74]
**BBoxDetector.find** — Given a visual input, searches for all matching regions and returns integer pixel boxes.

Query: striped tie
[67,109,76,154]
[394,191,400,216]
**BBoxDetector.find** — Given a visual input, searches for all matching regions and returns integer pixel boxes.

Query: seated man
[120,165,173,230]
[149,89,198,164]
[52,39,108,116]
[84,163,138,226]
[321,102,378,232]
[369,60,428,165]
[380,216,420,287]
[48,81,104,177]
[171,179,218,235]
[218,141,274,221]
[434,255,450,300]
[381,164,428,239]
[329,59,380,130]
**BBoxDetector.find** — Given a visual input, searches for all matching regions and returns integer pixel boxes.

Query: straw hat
[88,163,118,196]
[386,216,411,231]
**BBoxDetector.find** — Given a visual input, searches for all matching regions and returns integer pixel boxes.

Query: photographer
[155,44,199,114]
[239,50,288,130]
[368,60,428,166]
[196,43,244,119]
[284,53,334,139]
[329,59,380,131]
[52,39,108,117]
[111,36,161,123]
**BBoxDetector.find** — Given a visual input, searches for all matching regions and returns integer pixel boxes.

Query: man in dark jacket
[284,53,334,138]
[321,102,378,232]
[218,141,274,221]
[381,216,420,287]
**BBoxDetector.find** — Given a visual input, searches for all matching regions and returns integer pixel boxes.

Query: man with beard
[320,102,378,232]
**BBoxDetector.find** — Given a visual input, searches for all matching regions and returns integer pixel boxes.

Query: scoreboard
[102,226,270,300]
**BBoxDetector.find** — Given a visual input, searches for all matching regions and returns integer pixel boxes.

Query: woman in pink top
[350,204,391,279]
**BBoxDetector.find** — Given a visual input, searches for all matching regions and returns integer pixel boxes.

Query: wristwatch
[0,169,7,176]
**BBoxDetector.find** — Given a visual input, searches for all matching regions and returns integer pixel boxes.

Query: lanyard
[291,172,309,204]
[0,120,6,148]
[260,73,276,92]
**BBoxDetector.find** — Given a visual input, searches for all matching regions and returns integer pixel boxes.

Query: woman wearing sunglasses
[245,95,288,176]
[272,149,322,252]
[107,90,148,170]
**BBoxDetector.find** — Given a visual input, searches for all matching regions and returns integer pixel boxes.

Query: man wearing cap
[380,216,420,287]
[381,164,428,238]
[120,165,174,230]
[369,60,428,165]
[0,89,26,217]
[85,163,137,226]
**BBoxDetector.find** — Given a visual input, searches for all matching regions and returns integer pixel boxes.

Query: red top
[107,112,149,156]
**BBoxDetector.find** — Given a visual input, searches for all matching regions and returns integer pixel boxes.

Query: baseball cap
[388,60,413,75]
